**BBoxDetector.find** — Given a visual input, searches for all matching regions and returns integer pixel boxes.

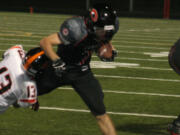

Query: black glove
[12,101,20,108]
[100,50,118,62]
[52,58,66,77]
[32,100,39,111]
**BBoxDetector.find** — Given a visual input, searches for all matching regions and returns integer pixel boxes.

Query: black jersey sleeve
[114,17,119,34]
[58,17,88,45]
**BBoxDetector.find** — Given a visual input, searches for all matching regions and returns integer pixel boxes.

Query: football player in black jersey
[37,3,119,135]
[168,39,180,135]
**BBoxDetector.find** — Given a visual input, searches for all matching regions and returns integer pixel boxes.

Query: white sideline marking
[0,38,38,42]
[0,27,55,33]
[0,30,47,36]
[144,52,169,58]
[90,61,139,69]
[116,57,167,62]
[57,87,180,98]
[0,14,69,19]
[112,40,171,46]
[128,28,161,32]
[115,35,175,42]
[40,106,177,119]
[0,33,43,38]
[90,61,171,70]
[127,28,180,32]
[95,74,180,82]
[104,90,180,98]
[114,45,169,50]
[126,66,171,71]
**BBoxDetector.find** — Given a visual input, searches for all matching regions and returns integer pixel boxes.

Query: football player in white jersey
[0,45,49,114]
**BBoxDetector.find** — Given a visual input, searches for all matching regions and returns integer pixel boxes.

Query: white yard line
[114,34,177,42]
[0,13,69,19]
[125,66,171,71]
[40,106,177,119]
[0,38,39,42]
[0,27,55,33]
[57,87,180,98]
[90,61,171,70]
[115,57,167,62]
[0,33,43,38]
[112,40,171,46]
[114,45,169,50]
[95,74,180,82]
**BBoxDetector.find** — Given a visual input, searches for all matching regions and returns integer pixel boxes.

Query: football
[98,42,113,58]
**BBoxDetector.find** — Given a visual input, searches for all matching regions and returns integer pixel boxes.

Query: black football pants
[36,66,106,115]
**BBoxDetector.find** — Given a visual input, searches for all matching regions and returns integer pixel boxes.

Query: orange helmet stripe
[24,51,45,70]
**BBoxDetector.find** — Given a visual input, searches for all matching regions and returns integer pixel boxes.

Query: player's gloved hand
[32,100,39,111]
[100,50,118,62]
[112,49,118,59]
[52,58,66,77]
[12,101,20,108]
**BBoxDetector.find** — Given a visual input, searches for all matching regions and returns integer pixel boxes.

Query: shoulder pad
[3,45,25,59]
[58,17,88,45]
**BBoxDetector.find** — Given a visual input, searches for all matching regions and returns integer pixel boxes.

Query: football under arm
[97,42,118,62]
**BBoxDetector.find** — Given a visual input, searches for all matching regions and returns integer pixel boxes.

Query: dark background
[0,0,180,19]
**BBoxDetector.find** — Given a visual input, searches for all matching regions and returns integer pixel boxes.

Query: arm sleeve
[114,17,119,34]
[58,17,88,45]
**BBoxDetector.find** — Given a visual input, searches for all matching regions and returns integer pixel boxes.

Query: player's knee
[95,113,107,120]
[90,103,106,116]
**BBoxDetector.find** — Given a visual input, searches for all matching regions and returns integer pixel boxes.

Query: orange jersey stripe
[24,51,44,70]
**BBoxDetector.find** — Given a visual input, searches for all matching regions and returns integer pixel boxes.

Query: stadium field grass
[0,11,180,135]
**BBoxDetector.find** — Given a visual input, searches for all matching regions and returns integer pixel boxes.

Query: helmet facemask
[94,26,115,43]
[88,3,119,43]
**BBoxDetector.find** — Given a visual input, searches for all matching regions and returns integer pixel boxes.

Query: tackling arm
[40,33,67,77]
[39,33,61,61]
[40,33,61,61]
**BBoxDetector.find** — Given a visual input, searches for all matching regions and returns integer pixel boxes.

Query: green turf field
[0,11,180,135]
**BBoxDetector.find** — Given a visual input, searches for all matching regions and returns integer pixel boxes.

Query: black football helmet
[86,3,119,42]
[23,47,50,77]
